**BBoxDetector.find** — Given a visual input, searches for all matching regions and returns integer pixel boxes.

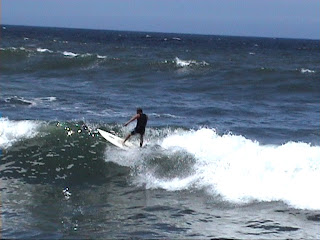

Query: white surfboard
[97,129,134,150]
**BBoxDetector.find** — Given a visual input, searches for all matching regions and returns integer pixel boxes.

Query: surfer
[123,108,148,147]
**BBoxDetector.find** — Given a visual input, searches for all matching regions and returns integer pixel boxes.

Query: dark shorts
[131,127,145,136]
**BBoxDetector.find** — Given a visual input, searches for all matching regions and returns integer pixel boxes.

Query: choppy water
[1,25,319,239]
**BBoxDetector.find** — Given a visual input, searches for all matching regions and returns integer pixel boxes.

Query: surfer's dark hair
[137,108,143,113]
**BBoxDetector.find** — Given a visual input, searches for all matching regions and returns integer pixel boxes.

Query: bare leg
[123,134,132,145]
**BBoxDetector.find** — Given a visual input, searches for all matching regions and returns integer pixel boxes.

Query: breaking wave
[1,118,319,210]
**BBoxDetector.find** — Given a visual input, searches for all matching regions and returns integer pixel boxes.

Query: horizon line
[2,24,319,42]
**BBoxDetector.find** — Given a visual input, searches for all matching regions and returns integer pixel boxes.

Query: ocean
[0,25,319,239]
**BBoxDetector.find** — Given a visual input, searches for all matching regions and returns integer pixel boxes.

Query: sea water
[0,25,319,239]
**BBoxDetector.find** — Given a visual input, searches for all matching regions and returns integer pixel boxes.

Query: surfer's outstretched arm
[124,114,139,126]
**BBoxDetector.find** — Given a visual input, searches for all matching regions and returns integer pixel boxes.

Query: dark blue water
[1,25,319,239]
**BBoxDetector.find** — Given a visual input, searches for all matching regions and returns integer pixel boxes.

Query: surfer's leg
[140,134,143,147]
[124,129,136,144]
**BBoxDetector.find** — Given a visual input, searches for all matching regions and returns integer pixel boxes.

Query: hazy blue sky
[2,0,319,39]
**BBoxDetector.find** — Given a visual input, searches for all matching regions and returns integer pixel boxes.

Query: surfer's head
[137,108,143,114]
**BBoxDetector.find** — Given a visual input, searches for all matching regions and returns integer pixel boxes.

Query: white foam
[149,113,184,119]
[5,96,57,107]
[33,96,57,106]
[0,118,41,149]
[61,51,79,57]
[37,48,53,53]
[104,146,141,167]
[62,52,98,58]
[300,68,315,73]
[175,57,196,67]
[97,55,107,59]
[80,53,93,58]
[5,96,34,105]
[141,173,198,191]
[2,47,31,53]
[175,57,209,67]
[40,96,56,102]
[150,128,320,210]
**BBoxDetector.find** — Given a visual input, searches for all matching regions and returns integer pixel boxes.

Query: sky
[2,0,319,39]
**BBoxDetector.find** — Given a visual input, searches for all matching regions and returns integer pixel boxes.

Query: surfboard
[97,129,134,150]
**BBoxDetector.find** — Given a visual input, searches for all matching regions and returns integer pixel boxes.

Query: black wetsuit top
[133,113,148,135]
